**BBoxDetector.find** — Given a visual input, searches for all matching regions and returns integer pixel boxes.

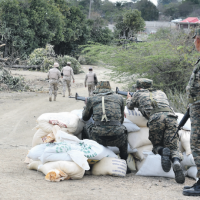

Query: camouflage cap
[134,78,153,89]
[192,29,200,39]
[96,81,111,89]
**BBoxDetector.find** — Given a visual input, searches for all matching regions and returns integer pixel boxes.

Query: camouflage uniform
[126,78,182,160]
[47,64,61,101]
[82,81,128,160]
[85,70,98,97]
[186,58,200,178]
[61,64,75,97]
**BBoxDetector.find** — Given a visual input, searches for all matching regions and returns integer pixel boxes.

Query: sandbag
[70,109,83,119]
[133,145,153,161]
[27,160,85,180]
[128,127,151,149]
[92,157,127,177]
[107,144,137,154]
[36,112,79,133]
[124,106,148,127]
[187,166,198,180]
[176,113,191,131]
[179,141,184,153]
[181,152,196,170]
[32,128,49,147]
[127,154,136,171]
[136,154,175,178]
[179,130,191,155]
[123,118,140,132]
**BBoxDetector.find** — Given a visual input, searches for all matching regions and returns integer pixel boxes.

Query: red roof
[181,17,200,23]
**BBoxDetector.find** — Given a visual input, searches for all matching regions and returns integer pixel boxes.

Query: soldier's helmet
[53,62,59,68]
[67,62,71,65]
[135,78,153,89]
[193,28,200,39]
[96,81,111,89]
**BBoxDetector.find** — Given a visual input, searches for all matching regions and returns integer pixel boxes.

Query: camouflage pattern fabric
[87,83,95,97]
[126,89,182,160]
[62,79,71,96]
[49,79,59,97]
[148,112,182,160]
[133,78,153,89]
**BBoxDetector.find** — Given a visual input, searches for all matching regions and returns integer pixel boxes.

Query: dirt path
[0,65,197,200]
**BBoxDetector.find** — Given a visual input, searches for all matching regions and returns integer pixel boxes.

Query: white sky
[109,0,158,6]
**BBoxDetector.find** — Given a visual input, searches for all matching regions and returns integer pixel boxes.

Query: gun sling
[94,121,121,126]
[188,96,200,103]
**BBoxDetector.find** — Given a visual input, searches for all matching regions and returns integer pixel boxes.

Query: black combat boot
[172,157,185,184]
[158,147,171,172]
[183,179,200,196]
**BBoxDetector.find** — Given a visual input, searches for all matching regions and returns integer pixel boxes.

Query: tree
[135,0,159,21]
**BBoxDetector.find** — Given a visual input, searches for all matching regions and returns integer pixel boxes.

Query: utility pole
[89,0,92,19]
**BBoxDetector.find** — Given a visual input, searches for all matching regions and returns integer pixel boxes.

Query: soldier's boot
[183,179,200,196]
[49,96,52,102]
[172,157,185,184]
[158,147,171,172]
[120,151,131,174]
[54,96,56,101]
[68,90,72,97]
[63,93,65,97]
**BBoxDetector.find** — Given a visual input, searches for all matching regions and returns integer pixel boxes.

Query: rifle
[116,87,134,97]
[170,108,190,141]
[69,93,87,102]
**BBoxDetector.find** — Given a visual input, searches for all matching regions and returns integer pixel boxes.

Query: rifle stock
[116,87,134,97]
[170,108,190,141]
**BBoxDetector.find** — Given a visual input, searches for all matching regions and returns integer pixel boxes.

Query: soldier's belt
[94,121,121,126]
[150,107,172,116]
[188,96,200,103]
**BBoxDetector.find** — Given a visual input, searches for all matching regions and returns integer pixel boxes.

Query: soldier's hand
[85,85,86,87]
[124,112,126,118]
[73,80,75,83]
[127,92,132,99]
[61,76,63,78]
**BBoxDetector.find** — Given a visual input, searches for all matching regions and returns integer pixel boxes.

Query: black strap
[94,121,121,126]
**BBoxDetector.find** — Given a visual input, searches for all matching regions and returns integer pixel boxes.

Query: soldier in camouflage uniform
[47,62,61,102]
[82,81,129,172]
[126,78,185,184]
[183,29,200,196]
[61,62,75,97]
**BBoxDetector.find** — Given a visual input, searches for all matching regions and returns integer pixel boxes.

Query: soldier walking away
[84,67,98,97]
[47,62,61,102]
[126,78,185,184]
[82,81,131,173]
[183,29,200,196]
[61,62,75,97]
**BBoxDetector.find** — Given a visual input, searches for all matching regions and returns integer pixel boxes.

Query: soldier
[126,78,185,184]
[84,67,98,97]
[82,81,130,173]
[47,62,61,102]
[183,29,200,196]
[61,62,75,97]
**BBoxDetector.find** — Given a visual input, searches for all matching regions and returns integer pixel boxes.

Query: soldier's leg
[88,85,91,97]
[54,81,58,101]
[49,80,53,101]
[67,80,71,97]
[62,79,67,97]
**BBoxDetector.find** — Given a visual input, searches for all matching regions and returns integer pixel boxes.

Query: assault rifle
[171,108,190,141]
[69,93,87,102]
[116,87,134,97]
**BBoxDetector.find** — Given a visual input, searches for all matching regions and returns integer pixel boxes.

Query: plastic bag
[176,113,191,131]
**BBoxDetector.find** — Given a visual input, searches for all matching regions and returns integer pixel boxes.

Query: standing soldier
[61,62,75,97]
[47,62,61,102]
[126,78,185,184]
[183,29,200,196]
[84,67,98,97]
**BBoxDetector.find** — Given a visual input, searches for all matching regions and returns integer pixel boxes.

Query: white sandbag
[107,144,137,154]
[181,152,196,170]
[124,106,148,127]
[128,127,151,149]
[123,118,140,132]
[176,113,191,131]
[92,157,127,177]
[133,145,153,161]
[32,128,49,147]
[179,130,191,155]
[187,166,198,180]
[27,160,85,180]
[70,119,85,136]
[70,109,83,119]
[37,112,79,133]
[179,141,184,153]
[136,154,175,178]
[127,154,136,171]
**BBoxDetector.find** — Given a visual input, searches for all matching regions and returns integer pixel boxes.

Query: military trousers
[49,79,59,97]
[82,122,128,160]
[62,79,71,96]
[148,112,182,160]
[87,82,95,97]
[190,102,200,178]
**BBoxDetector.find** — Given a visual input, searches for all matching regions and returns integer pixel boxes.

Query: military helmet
[134,78,153,89]
[53,62,59,68]
[192,28,200,39]
[96,81,111,89]
[67,62,71,65]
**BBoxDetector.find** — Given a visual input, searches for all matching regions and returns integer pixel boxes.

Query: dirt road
[0,65,197,200]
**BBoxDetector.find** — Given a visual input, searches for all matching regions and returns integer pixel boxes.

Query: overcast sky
[108,0,158,6]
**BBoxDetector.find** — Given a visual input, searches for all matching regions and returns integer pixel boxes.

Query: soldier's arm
[126,95,137,110]
[47,71,50,79]
[84,74,88,86]
[94,73,98,82]
[120,97,124,124]
[82,98,93,121]
[58,70,61,79]
[71,68,75,81]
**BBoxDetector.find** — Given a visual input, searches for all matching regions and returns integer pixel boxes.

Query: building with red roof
[172,17,200,29]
